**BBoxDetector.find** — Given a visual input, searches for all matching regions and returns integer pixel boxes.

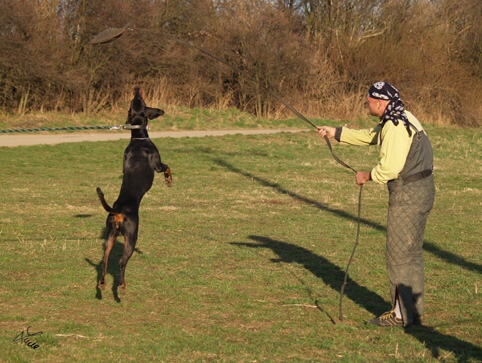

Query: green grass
[0,119,481,362]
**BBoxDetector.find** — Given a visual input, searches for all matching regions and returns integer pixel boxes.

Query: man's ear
[145,107,165,120]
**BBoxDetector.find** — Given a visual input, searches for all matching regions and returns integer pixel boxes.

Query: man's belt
[403,169,433,185]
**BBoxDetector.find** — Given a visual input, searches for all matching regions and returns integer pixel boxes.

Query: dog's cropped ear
[145,107,165,120]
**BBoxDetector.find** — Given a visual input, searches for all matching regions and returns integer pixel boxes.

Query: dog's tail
[96,187,115,212]
[96,187,124,228]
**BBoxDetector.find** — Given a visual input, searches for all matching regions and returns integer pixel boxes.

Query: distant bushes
[0,0,481,126]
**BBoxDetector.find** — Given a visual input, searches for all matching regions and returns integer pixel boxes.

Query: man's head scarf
[368,82,413,136]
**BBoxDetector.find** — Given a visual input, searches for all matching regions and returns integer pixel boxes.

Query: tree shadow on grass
[84,227,142,303]
[213,157,482,275]
[234,235,482,362]
[213,157,384,231]
[423,241,482,274]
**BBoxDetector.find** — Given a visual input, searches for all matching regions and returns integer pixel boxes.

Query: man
[318,82,435,327]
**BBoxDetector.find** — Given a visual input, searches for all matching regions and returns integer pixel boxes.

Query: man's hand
[317,126,336,139]
[356,171,371,185]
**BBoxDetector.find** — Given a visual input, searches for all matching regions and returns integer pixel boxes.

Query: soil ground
[0,129,304,147]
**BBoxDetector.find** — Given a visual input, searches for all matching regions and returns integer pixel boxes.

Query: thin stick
[339,184,363,320]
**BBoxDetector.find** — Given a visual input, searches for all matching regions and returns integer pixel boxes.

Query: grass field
[0,115,481,362]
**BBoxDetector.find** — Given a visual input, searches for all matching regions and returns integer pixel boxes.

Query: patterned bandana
[368,82,412,136]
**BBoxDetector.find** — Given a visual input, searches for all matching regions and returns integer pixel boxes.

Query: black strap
[403,169,433,185]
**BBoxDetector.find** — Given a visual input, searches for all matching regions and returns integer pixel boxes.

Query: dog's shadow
[85,227,142,303]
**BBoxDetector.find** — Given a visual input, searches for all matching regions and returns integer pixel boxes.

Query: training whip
[91,26,362,321]
[91,27,358,172]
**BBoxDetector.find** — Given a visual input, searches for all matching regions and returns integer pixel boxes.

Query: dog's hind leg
[162,165,172,187]
[118,227,138,291]
[98,228,118,290]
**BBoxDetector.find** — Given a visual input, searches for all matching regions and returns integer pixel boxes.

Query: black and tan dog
[96,87,172,291]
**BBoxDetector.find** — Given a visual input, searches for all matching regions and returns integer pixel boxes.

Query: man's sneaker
[368,310,403,327]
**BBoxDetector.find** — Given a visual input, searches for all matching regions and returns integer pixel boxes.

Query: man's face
[366,96,387,117]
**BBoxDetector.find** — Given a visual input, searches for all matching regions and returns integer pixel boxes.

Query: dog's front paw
[164,167,173,187]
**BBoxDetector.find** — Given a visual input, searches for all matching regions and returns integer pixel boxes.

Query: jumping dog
[96,87,172,291]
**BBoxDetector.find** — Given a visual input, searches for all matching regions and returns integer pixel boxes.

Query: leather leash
[0,124,147,133]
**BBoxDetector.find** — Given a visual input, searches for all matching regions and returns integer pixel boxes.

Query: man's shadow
[85,227,142,303]
[233,235,482,362]
[232,235,388,319]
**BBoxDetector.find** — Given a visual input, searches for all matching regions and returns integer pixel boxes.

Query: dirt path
[0,129,305,147]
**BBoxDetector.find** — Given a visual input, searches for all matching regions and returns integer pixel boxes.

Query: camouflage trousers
[386,174,435,327]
